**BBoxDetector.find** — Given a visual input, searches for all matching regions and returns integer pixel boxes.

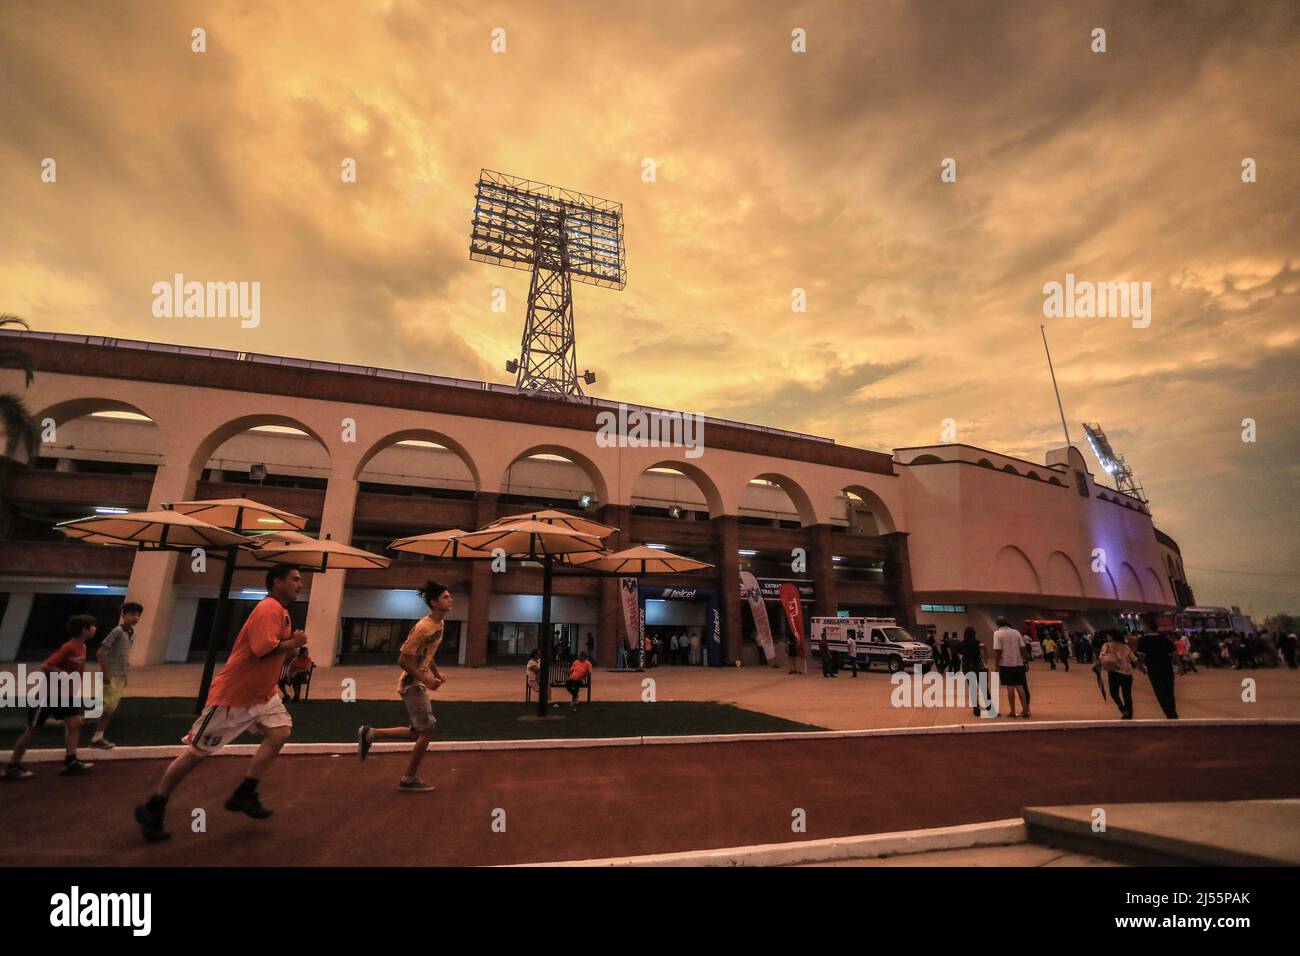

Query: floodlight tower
[470,170,626,397]
[1081,422,1148,503]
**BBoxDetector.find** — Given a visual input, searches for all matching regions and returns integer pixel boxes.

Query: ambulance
[809,616,933,672]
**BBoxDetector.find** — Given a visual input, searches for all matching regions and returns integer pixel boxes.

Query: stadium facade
[0,332,1194,667]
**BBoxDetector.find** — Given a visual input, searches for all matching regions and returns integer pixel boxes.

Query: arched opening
[909,454,945,465]
[836,485,898,536]
[739,473,815,528]
[498,446,607,512]
[976,459,995,469]
[630,462,721,521]
[8,400,164,661]
[182,416,335,662]
[1001,464,1021,476]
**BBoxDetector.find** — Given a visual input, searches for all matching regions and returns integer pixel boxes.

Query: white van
[810,617,933,673]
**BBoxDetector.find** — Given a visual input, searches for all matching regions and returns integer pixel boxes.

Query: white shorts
[184,695,292,755]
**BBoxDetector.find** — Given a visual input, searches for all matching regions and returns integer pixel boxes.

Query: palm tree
[0,313,38,459]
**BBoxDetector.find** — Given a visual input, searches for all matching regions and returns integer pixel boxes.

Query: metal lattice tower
[517,213,578,396]
[470,170,625,397]
[1081,422,1148,503]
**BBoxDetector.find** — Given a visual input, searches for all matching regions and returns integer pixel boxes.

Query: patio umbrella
[250,535,392,571]
[57,508,273,711]
[389,529,500,560]
[561,545,712,575]
[57,510,251,549]
[164,497,309,533]
[456,521,607,716]
[487,508,619,539]
[162,498,311,711]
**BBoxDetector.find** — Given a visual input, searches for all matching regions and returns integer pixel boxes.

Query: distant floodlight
[249,463,268,482]
[471,169,626,397]
[668,505,683,519]
[578,493,596,511]
[582,369,596,386]
[505,359,519,374]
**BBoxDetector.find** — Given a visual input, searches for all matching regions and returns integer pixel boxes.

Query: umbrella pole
[196,545,239,714]
[538,555,553,718]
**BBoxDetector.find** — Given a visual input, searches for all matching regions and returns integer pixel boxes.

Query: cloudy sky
[2,0,1297,615]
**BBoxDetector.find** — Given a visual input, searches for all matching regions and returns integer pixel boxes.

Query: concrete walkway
[5,661,1296,730]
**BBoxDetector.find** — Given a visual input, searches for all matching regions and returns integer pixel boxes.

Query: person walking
[91,600,143,749]
[959,626,992,717]
[937,632,950,673]
[134,566,307,840]
[1043,635,1058,670]
[992,617,1030,718]
[787,633,799,675]
[845,631,859,678]
[358,579,451,793]
[1098,630,1137,719]
[1138,630,1179,719]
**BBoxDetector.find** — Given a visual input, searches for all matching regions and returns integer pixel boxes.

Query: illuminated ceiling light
[75,583,109,590]
[94,507,129,514]
[738,549,758,556]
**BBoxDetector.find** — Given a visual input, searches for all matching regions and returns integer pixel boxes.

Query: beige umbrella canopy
[252,537,391,571]
[165,497,308,533]
[57,510,251,549]
[389,529,500,560]
[560,545,713,574]
[456,520,607,558]
[487,508,619,540]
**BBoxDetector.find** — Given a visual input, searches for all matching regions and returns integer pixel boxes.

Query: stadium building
[0,331,1194,668]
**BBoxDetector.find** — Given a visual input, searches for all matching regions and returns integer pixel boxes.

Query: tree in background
[0,314,38,459]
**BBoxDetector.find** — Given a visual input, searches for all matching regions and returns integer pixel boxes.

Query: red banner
[779,583,806,657]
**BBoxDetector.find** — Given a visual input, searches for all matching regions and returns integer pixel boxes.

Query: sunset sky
[1,1,1297,615]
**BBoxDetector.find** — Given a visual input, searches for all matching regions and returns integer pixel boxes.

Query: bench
[279,660,316,701]
[524,660,592,704]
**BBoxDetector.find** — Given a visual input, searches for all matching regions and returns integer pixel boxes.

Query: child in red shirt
[3,614,98,780]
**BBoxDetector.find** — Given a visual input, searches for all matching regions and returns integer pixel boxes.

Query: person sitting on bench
[565,651,593,711]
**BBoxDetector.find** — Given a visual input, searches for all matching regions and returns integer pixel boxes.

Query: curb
[506,818,1028,867]
[5,716,1296,764]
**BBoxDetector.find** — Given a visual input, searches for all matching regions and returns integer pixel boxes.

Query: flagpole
[1040,323,1073,449]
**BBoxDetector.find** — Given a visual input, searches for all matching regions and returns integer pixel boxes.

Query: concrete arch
[1025,471,1043,481]
[1044,550,1086,597]
[187,414,332,472]
[631,460,725,518]
[841,484,899,535]
[746,471,817,527]
[1144,566,1167,604]
[1118,561,1146,602]
[910,454,944,465]
[33,397,161,429]
[993,545,1041,593]
[352,428,481,490]
[497,443,610,509]
[976,458,995,468]
[1001,464,1020,476]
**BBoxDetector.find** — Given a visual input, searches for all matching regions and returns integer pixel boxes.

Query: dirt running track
[3,726,1298,866]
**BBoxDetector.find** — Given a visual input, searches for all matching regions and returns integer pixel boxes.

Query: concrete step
[1024,799,1300,866]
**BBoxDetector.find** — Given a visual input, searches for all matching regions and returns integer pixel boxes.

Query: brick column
[127,460,200,665]
[883,531,916,629]
[598,503,631,667]
[305,475,358,666]
[810,524,837,618]
[713,514,741,662]
[464,491,499,667]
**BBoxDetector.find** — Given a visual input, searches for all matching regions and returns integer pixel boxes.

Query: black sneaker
[358,725,373,762]
[3,765,34,781]
[225,792,273,819]
[134,803,171,842]
[60,759,94,775]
